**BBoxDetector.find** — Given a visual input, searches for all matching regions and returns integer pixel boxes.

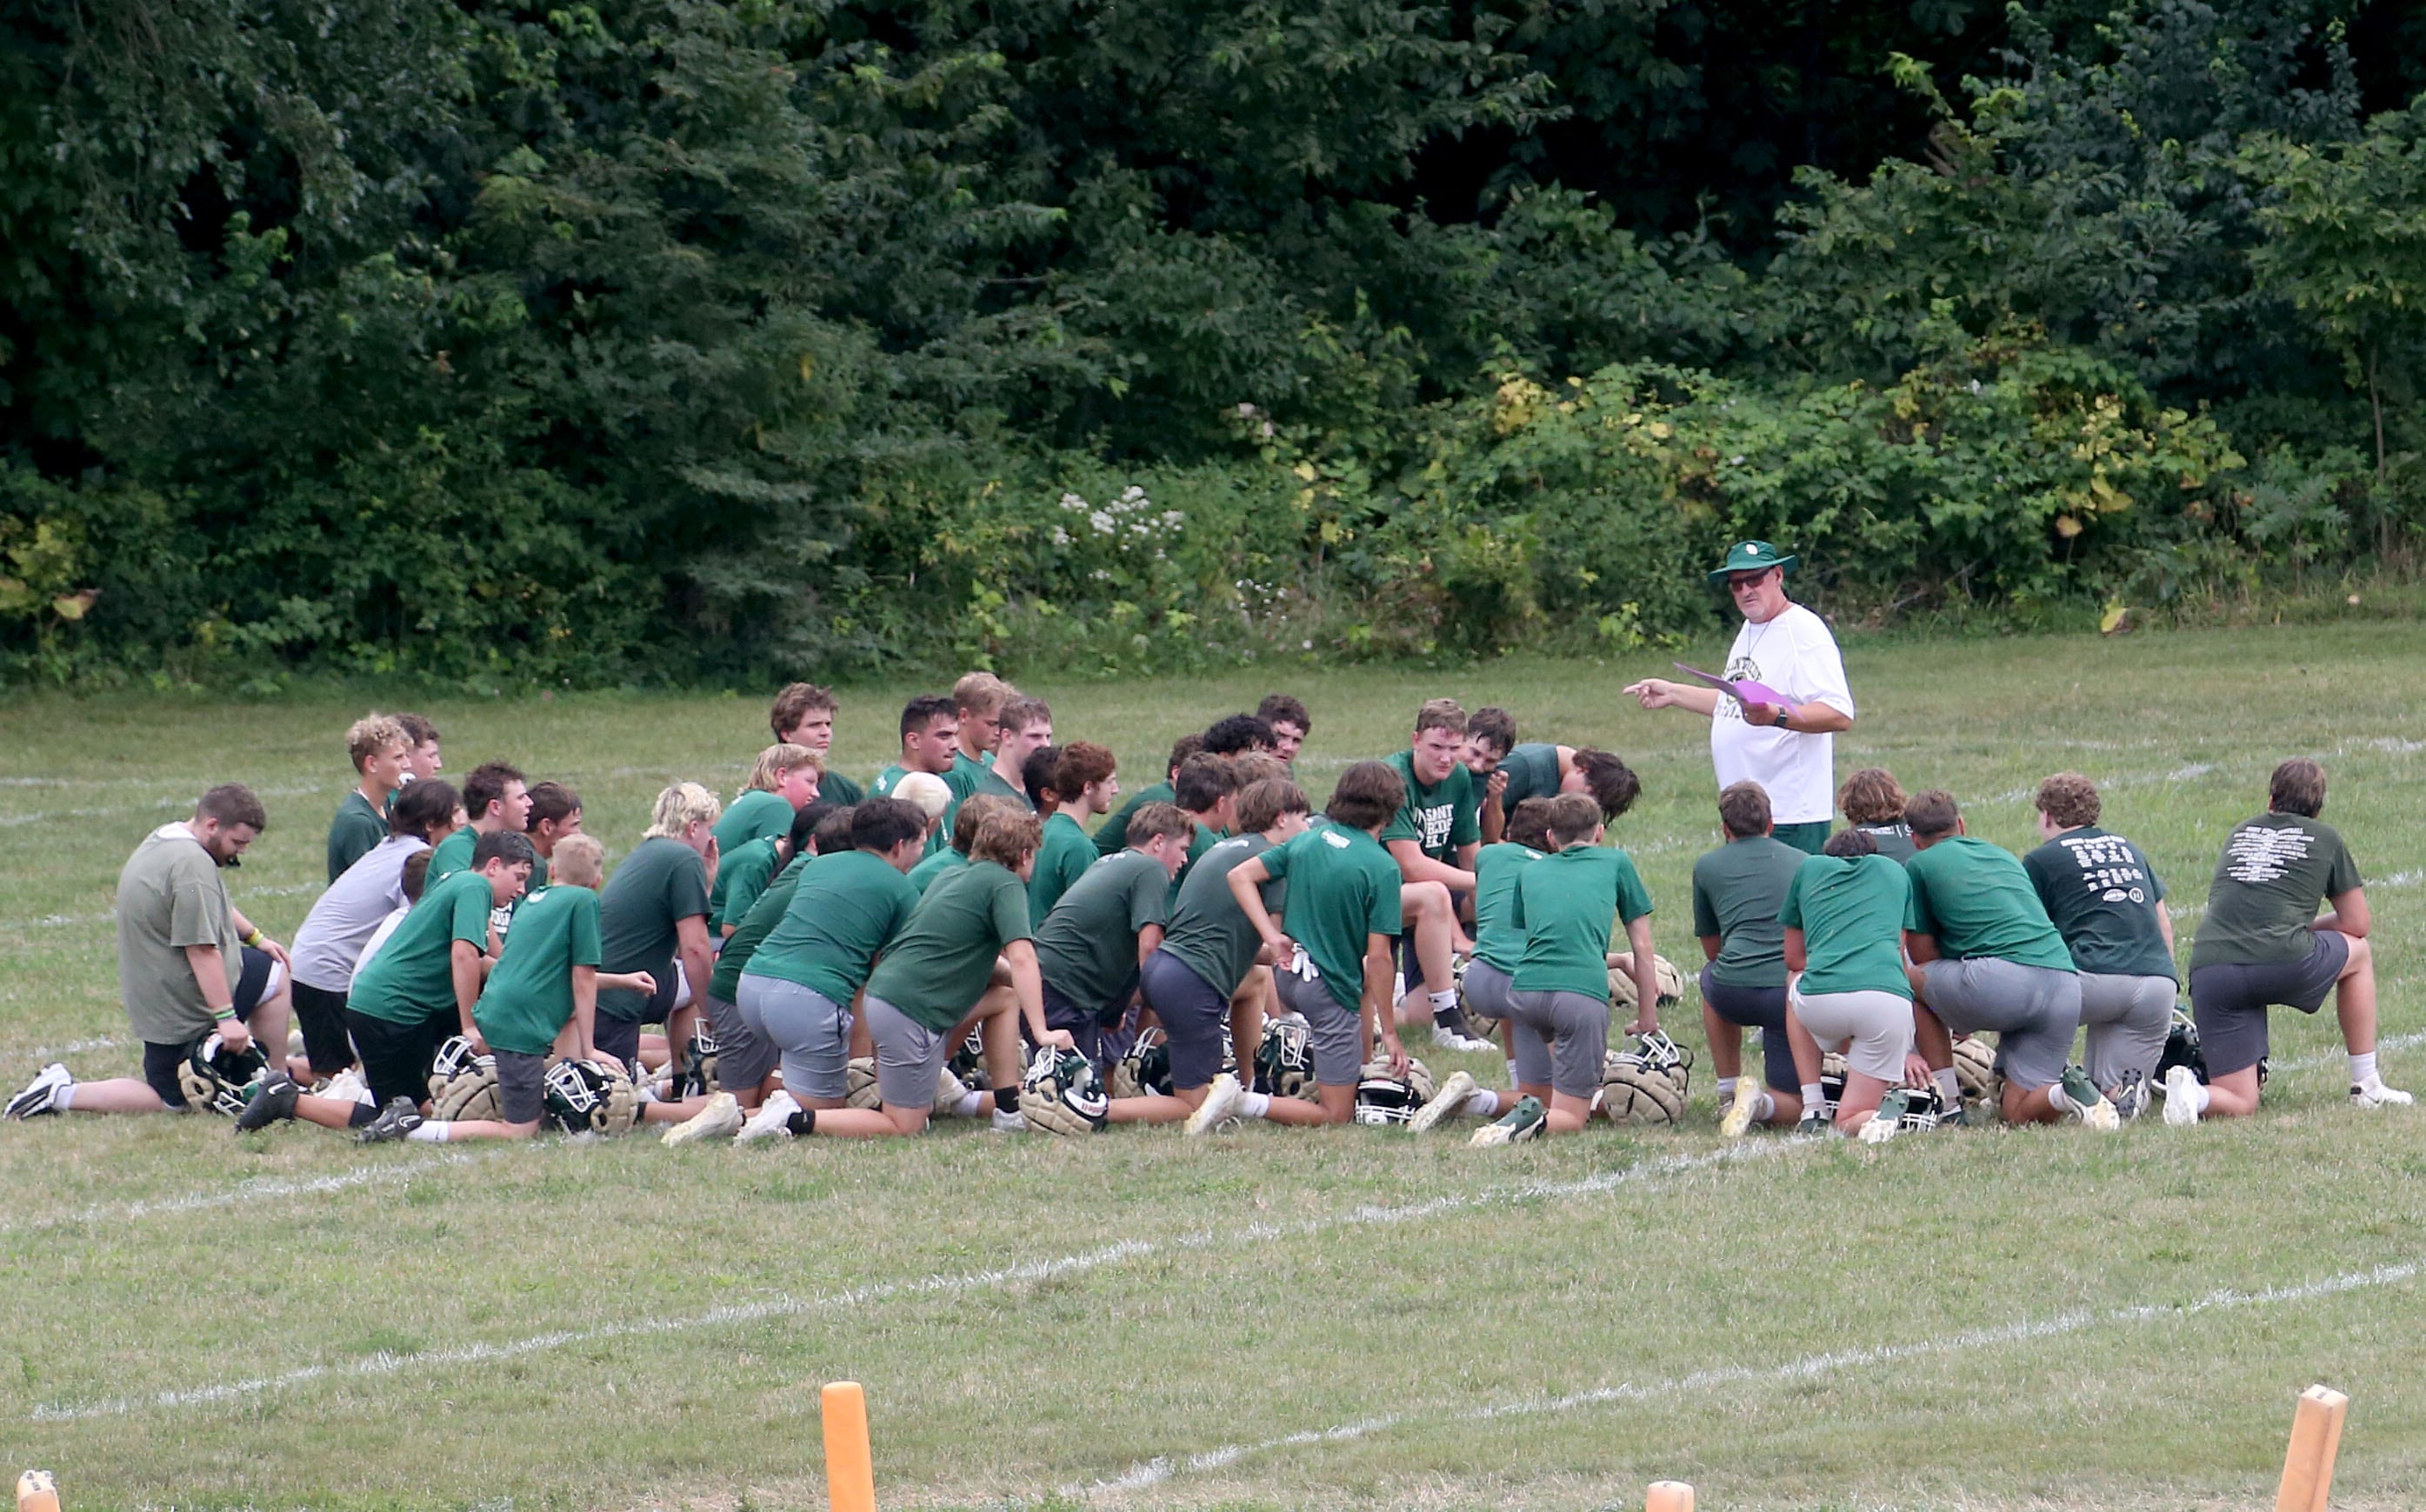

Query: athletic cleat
[1183,1073,1245,1136]
[1936,1102,1969,1128]
[1469,1095,1546,1146]
[1409,1069,1478,1134]
[357,1096,425,1143]
[1795,1105,1829,1136]
[2109,1069,2149,1123]
[6,1062,72,1120]
[736,1089,802,1142]
[2351,1075,2413,1109]
[2060,1065,2118,1130]
[1858,1090,1909,1144]
[1718,1076,1763,1138]
[2163,1064,2202,1126]
[989,1107,1030,1133]
[660,1091,743,1146]
[232,1071,299,1133]
[1430,1024,1495,1054]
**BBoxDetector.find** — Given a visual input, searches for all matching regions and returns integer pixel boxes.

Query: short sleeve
[1690,863,1720,938]
[668,852,710,923]
[2326,834,2363,897]
[1903,863,1937,936]
[1127,862,1171,931]
[1611,853,1654,924]
[1379,802,1419,846]
[1777,867,1806,931]
[166,876,226,950]
[2021,849,2058,913]
[1791,613,1856,716]
[1508,870,1529,933]
[992,872,1035,945]
[450,881,493,946]
[569,891,603,968]
[1363,854,1402,939]
[1259,834,1298,881]
[2139,844,2167,903]
[1449,774,1480,848]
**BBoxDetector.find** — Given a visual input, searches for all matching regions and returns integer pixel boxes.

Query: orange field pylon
[823,1381,879,1512]
[2276,1383,2349,1512]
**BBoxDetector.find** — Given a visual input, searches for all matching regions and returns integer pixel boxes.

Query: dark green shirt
[710,853,810,1002]
[475,884,603,1056]
[1780,853,1912,998]
[2188,813,2362,971]
[908,846,967,896]
[1029,812,1096,922]
[1159,833,1282,997]
[708,835,781,930]
[1852,822,1918,864]
[1496,743,1563,809]
[1690,835,1806,989]
[1903,836,2074,971]
[1511,844,1653,998]
[713,789,795,856]
[426,825,478,884]
[326,791,389,883]
[1170,819,1224,898]
[2023,826,2175,980]
[1095,781,1176,856]
[1036,849,1172,1014]
[596,836,710,1022]
[865,859,1033,1030]
[349,870,495,1024]
[1379,749,1480,867]
[1470,841,1545,972]
[746,849,921,1005]
[816,770,864,806]
[1260,823,1402,1002]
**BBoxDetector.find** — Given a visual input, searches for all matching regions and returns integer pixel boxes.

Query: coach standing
[1623,541,1856,855]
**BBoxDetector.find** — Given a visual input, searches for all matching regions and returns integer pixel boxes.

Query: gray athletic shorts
[2075,972,2176,1089]
[1505,988,1610,1101]
[862,993,949,1112]
[1461,958,1516,1022]
[2189,933,2349,1079]
[1790,988,1912,1083]
[496,1049,547,1125]
[1918,957,2081,1091]
[735,973,850,1102]
[703,990,781,1095]
[1701,969,1795,1094]
[1274,966,1363,1087]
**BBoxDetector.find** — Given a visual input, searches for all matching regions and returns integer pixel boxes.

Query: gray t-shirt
[115,823,242,1045]
[290,836,431,993]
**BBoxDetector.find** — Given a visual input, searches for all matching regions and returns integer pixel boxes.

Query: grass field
[4,624,2425,1512]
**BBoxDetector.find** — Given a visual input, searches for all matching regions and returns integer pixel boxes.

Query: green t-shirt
[1036,849,1172,1014]
[864,859,1033,1030]
[908,846,967,896]
[928,752,1005,857]
[1170,819,1224,898]
[1159,833,1282,997]
[426,825,478,884]
[816,769,864,806]
[1379,749,1479,867]
[713,789,795,856]
[1903,836,2074,971]
[474,884,603,1056]
[115,824,243,1045]
[1470,841,1545,972]
[350,869,497,1025]
[1029,812,1096,922]
[1096,782,1176,856]
[2023,826,2175,980]
[1510,844,1653,998]
[746,849,921,1005]
[1497,743,1563,809]
[710,853,810,1002]
[2188,813,2362,971]
[708,835,781,930]
[1852,822,1918,864]
[596,836,710,1022]
[1690,835,1806,989]
[1260,823,1402,1003]
[327,791,389,884]
[1780,853,1913,999]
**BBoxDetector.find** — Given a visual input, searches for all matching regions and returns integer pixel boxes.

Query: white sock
[1236,1091,1271,1119]
[1463,1089,1500,1118]
[406,1122,450,1142]
[1750,1091,1775,1122]
[55,1082,78,1111]
[1429,989,1458,1013]
[1932,1068,1961,1106]
[2190,1082,2212,1114]
[636,1080,661,1104]
[2046,1082,2074,1114]
[2349,1051,2378,1085]
[952,1089,984,1118]
[1800,1082,1823,1110]
[1716,1075,1739,1104]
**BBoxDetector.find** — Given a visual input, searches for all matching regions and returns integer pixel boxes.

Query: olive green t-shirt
[350,869,497,1025]
[708,835,781,930]
[1690,835,1806,989]
[1510,844,1653,999]
[816,770,865,806]
[1096,782,1176,856]
[115,824,243,1045]
[1028,812,1096,922]
[2188,813,2362,971]
[746,849,921,1006]
[710,852,810,1002]
[1852,822,1918,864]
[2023,826,2175,979]
[1170,819,1224,898]
[1158,833,1282,997]
[1779,853,1913,998]
[1496,743,1563,809]
[930,752,1011,857]
[1259,823,1402,1004]
[1379,749,1480,866]
[1036,849,1172,1014]
[1903,836,2074,971]
[596,836,710,1022]
[474,884,603,1056]
[908,846,967,896]
[327,791,389,884]
[425,825,478,884]
[713,789,794,855]
[865,859,1033,1030]
[1470,841,1545,972]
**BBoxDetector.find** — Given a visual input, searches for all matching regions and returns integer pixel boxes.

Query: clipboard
[1673,662,1789,708]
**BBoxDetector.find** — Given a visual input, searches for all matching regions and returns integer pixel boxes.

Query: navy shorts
[1140,949,1227,1090]
[1035,977,1107,1068]
[1700,968,1796,1094]
[593,1016,643,1075]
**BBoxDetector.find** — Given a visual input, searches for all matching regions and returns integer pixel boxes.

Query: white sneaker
[323,1069,371,1106]
[659,1091,743,1146]
[2163,1065,2202,1126]
[1431,1024,1494,1054]
[1409,1070,1478,1134]
[1718,1076,1763,1139]
[1184,1073,1245,1136]
[5,1062,72,1120]
[736,1089,802,1142]
[990,1107,1030,1133]
[2351,1075,2413,1109]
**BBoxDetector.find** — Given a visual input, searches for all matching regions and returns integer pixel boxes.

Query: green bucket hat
[1706,539,1799,588]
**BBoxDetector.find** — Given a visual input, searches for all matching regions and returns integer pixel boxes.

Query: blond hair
[345,714,408,774]
[643,782,723,841]
[743,743,819,796]
[551,833,607,889]
[951,671,1015,720]
[890,770,952,823]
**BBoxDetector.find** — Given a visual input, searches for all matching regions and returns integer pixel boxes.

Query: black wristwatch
[1772,703,1794,729]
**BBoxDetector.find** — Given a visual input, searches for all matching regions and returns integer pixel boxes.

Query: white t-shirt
[289,836,429,992]
[1707,603,1856,825]
[352,906,410,985]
